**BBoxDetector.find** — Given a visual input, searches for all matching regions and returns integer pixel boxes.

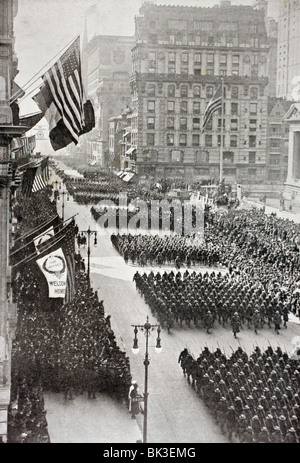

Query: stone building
[0,0,26,442]
[266,17,278,98]
[82,34,134,167]
[276,0,300,100]
[283,103,300,202]
[130,1,270,184]
[266,97,292,187]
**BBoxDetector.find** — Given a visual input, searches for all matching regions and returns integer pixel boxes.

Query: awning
[126,147,136,155]
[122,172,135,182]
[90,160,97,166]
[123,132,130,138]
[116,171,123,177]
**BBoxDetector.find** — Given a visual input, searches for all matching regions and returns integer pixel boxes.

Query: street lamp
[77,226,97,285]
[131,317,162,443]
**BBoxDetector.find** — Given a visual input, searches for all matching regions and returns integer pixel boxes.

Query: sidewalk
[44,392,142,443]
[246,197,300,223]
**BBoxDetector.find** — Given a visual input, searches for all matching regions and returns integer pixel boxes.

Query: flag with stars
[33,36,95,151]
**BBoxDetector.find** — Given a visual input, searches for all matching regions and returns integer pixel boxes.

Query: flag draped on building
[33,36,95,151]
[11,135,36,159]
[202,85,223,132]
[21,164,38,197]
[32,156,50,193]
[11,216,76,302]
[21,156,50,197]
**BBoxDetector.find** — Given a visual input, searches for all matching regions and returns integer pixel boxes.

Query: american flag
[202,85,223,132]
[32,157,50,193]
[42,36,84,145]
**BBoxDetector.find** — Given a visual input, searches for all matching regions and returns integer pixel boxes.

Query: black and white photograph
[1,0,300,447]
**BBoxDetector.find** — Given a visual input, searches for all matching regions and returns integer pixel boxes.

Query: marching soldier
[231,312,241,338]
[252,310,260,335]
[204,310,214,334]
[273,310,282,334]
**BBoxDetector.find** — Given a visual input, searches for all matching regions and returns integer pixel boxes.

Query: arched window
[168,85,175,97]
[193,85,201,98]
[181,85,188,98]
[250,87,258,99]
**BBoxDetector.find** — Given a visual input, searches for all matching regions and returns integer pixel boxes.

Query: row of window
[146,133,259,148]
[146,116,258,132]
[146,83,260,99]
[148,33,261,48]
[163,100,258,115]
[148,51,242,65]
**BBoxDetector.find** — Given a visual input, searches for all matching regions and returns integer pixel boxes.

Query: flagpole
[10,34,81,104]
[220,77,224,184]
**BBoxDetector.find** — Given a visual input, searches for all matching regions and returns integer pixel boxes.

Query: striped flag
[22,166,38,197]
[32,157,50,193]
[28,135,36,152]
[33,37,95,151]
[202,85,223,132]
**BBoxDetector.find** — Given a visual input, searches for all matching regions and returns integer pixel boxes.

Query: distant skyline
[14,0,280,115]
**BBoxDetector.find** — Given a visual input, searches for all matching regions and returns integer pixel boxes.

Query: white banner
[34,226,55,253]
[36,247,67,298]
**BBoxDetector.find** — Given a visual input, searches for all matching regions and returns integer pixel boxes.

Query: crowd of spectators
[8,182,132,442]
[178,345,300,442]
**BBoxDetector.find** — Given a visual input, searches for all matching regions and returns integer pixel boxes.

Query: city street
[43,175,300,443]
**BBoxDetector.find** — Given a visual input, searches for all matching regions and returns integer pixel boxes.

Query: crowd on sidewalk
[8,183,132,443]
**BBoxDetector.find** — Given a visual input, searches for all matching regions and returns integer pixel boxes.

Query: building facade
[266,18,278,98]
[266,97,291,186]
[277,0,300,100]
[130,1,270,183]
[0,0,26,442]
[82,35,134,167]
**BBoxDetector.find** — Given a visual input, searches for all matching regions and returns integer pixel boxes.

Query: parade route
[41,190,300,444]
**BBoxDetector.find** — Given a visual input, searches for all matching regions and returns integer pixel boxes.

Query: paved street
[42,178,300,443]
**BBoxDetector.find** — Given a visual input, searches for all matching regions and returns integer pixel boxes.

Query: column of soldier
[178,345,300,443]
[63,170,164,205]
[132,270,291,336]
[8,185,132,443]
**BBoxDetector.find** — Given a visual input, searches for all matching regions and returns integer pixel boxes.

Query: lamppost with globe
[131,317,162,443]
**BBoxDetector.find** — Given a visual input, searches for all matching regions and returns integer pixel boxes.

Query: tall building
[82,34,134,167]
[266,97,292,185]
[277,0,300,100]
[266,18,278,98]
[130,1,270,184]
[0,0,26,442]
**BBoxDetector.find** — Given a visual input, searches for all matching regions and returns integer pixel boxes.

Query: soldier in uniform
[252,310,260,335]
[273,310,282,334]
[204,310,214,334]
[231,312,241,338]
[178,348,189,375]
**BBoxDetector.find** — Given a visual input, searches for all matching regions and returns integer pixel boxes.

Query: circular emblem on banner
[36,130,44,139]
[42,255,66,278]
